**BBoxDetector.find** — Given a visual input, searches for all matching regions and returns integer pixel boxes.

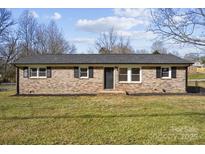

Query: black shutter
[47,67,52,78]
[156,67,161,78]
[23,67,29,78]
[74,67,79,78]
[89,67,94,78]
[171,67,177,78]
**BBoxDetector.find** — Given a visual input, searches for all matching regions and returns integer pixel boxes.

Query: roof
[14,54,192,65]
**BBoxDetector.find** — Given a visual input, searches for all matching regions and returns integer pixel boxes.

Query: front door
[104,67,114,89]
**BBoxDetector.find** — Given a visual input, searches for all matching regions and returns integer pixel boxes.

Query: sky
[10,8,202,56]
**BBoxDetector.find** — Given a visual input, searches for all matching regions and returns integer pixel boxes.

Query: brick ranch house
[14,54,192,95]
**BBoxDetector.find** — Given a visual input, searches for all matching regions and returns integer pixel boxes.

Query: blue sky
[10,8,200,56]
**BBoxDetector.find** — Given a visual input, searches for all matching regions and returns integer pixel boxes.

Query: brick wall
[19,66,103,94]
[18,65,186,94]
[115,66,186,93]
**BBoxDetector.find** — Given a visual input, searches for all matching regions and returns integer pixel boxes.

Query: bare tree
[150,9,205,50]
[46,21,76,54]
[0,31,19,81]
[96,28,118,54]
[112,36,134,54]
[35,24,49,54]
[184,53,200,62]
[151,40,168,54]
[18,10,38,56]
[170,50,180,56]
[96,28,134,54]
[0,9,15,43]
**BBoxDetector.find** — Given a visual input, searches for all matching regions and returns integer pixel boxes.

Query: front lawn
[0,90,205,144]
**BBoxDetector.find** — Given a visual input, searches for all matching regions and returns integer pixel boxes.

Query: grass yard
[0,87,205,144]
[188,73,205,80]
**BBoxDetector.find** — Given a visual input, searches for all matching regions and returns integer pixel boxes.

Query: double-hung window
[131,68,140,81]
[119,68,128,81]
[30,67,47,78]
[30,68,38,78]
[119,67,141,83]
[161,67,171,78]
[79,67,88,78]
[39,68,47,77]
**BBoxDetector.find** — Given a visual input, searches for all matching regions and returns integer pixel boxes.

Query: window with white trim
[119,67,141,83]
[161,67,171,78]
[119,68,128,81]
[131,68,140,81]
[39,68,47,77]
[30,67,47,78]
[30,68,38,77]
[79,67,88,78]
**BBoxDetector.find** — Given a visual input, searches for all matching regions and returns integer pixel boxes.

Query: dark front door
[104,67,114,89]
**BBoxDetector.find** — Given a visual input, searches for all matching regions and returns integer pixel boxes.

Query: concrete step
[98,90,126,95]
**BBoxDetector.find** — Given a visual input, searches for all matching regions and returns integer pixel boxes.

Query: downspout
[185,66,188,92]
[14,64,19,95]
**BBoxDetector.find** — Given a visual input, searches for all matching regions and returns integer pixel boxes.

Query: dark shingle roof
[14,54,192,65]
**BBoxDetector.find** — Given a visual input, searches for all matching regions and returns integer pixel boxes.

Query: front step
[98,90,126,95]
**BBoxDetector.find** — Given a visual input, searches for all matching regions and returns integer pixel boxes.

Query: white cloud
[29,11,39,18]
[70,38,95,44]
[51,12,62,20]
[76,16,144,33]
[113,8,150,18]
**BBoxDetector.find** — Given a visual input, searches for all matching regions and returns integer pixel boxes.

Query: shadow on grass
[0,112,205,120]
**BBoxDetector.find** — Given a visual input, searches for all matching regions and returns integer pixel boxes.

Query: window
[30,67,47,78]
[39,68,46,77]
[131,68,140,81]
[119,68,128,81]
[161,67,170,78]
[80,67,88,78]
[119,67,141,83]
[30,68,37,77]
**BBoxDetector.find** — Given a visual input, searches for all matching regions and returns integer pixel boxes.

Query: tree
[46,21,76,54]
[96,28,118,54]
[0,9,15,43]
[35,24,49,54]
[201,57,205,64]
[184,53,200,62]
[170,50,180,56]
[150,9,205,50]
[18,10,38,56]
[151,41,168,54]
[112,36,134,54]
[152,50,161,54]
[96,28,134,54]
[0,9,16,82]
[0,31,19,81]
[29,20,76,54]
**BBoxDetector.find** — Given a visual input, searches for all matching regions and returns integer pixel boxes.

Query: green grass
[0,84,16,91]
[188,73,205,80]
[0,88,205,144]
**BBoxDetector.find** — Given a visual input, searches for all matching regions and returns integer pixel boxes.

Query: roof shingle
[14,54,192,65]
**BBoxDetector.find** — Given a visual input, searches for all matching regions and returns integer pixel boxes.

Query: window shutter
[23,67,29,78]
[74,67,79,78]
[171,67,177,78]
[89,67,94,78]
[156,67,161,78]
[47,67,52,78]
